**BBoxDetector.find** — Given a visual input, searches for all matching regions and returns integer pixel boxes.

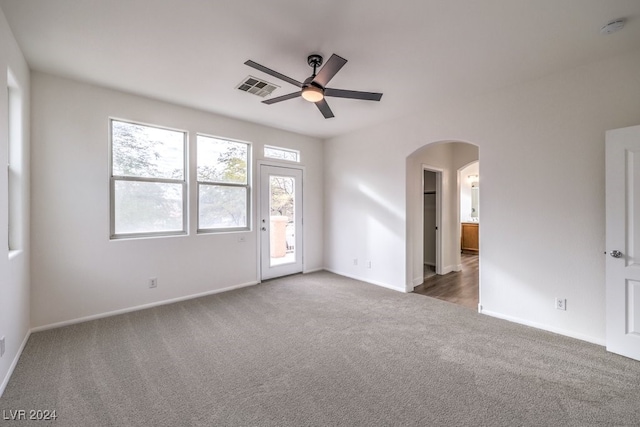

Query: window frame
[196,134,251,234]
[109,118,188,240]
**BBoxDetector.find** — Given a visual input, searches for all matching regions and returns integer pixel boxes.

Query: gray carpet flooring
[1,271,640,426]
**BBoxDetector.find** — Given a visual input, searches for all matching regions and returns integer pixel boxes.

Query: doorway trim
[405,141,480,302]
[422,165,444,277]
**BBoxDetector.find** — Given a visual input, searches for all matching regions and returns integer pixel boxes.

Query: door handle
[261,227,266,231]
[610,250,623,258]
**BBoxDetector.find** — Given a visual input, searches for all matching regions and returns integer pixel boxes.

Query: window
[7,70,22,252]
[264,145,299,162]
[197,135,250,232]
[110,119,187,239]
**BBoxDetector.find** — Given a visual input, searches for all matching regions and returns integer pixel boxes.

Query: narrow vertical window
[7,70,22,252]
[197,135,250,232]
[110,119,187,239]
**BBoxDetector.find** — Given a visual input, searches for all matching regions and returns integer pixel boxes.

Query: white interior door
[606,124,640,361]
[260,165,303,280]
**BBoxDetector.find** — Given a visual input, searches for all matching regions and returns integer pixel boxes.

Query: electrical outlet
[353,259,358,266]
[149,278,157,289]
[0,336,5,358]
[555,298,566,311]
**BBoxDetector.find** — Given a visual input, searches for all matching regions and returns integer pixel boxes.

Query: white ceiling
[2,0,640,139]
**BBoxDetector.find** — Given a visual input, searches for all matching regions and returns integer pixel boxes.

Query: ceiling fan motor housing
[303,76,323,90]
[307,54,323,70]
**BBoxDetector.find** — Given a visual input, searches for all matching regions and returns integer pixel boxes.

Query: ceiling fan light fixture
[301,85,324,103]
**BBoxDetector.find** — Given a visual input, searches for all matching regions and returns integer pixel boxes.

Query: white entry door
[606,124,640,361]
[260,165,303,280]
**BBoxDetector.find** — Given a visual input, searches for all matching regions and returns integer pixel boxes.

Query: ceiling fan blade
[313,54,347,87]
[325,88,383,101]
[244,60,303,88]
[315,99,335,119]
[262,91,302,104]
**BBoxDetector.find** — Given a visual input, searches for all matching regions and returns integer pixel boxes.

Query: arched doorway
[406,141,480,310]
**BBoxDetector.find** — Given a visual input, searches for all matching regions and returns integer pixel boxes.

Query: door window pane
[269,176,295,266]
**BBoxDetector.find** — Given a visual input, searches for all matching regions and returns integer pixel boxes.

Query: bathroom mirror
[461,167,479,223]
[471,186,479,219]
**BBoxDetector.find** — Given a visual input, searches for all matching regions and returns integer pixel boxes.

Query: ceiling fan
[244,54,383,119]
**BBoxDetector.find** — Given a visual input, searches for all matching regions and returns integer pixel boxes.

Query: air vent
[237,76,279,97]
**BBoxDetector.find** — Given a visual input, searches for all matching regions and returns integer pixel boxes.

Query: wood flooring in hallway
[413,254,479,310]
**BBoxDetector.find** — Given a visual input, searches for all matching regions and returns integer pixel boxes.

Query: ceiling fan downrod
[307,54,323,77]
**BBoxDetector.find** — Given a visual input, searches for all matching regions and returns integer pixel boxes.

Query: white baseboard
[303,267,324,274]
[323,268,407,293]
[31,281,259,333]
[412,276,423,287]
[0,330,31,398]
[441,264,461,275]
[480,308,605,346]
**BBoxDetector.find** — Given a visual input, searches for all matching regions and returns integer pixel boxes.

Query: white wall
[324,48,640,344]
[0,7,30,396]
[407,142,478,286]
[323,130,407,291]
[30,72,323,328]
[460,162,479,223]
